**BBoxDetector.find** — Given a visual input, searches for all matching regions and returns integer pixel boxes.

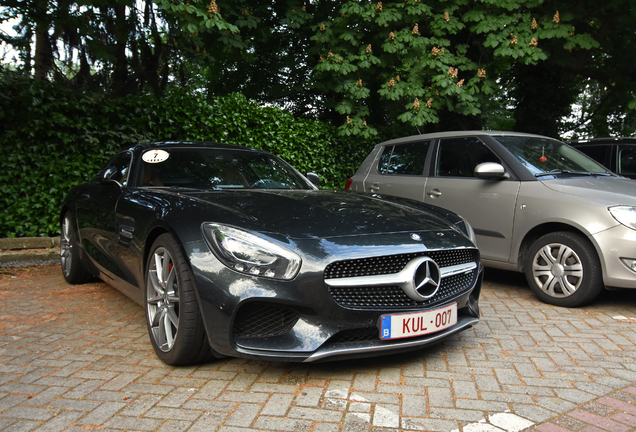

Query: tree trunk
[33,0,52,81]
[112,3,129,94]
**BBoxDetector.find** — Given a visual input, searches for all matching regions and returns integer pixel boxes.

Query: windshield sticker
[143,149,170,164]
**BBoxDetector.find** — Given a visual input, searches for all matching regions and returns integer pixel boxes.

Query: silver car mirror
[474,162,509,180]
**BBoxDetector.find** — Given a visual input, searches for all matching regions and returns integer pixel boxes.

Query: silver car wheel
[60,215,72,277]
[531,242,583,298]
[147,246,180,352]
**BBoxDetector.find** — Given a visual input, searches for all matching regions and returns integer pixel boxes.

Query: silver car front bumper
[592,224,636,289]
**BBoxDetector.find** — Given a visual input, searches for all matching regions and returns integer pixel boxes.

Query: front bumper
[186,239,483,362]
[592,224,636,289]
[235,291,480,363]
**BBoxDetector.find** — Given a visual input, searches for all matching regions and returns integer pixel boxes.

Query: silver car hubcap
[531,243,583,298]
[60,216,72,277]
[147,247,180,352]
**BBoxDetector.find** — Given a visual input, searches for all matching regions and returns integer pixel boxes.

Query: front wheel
[145,233,216,365]
[524,231,603,307]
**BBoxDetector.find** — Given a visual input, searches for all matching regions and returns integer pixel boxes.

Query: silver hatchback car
[347,131,636,307]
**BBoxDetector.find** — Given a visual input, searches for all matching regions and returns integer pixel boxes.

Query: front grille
[328,327,379,343]
[327,271,474,310]
[324,249,477,279]
[325,250,478,310]
[233,302,300,338]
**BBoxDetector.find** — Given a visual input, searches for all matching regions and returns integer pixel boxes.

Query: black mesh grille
[233,302,300,338]
[328,327,379,343]
[327,271,475,310]
[324,249,477,279]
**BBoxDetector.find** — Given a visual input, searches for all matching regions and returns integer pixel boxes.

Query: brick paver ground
[1,265,635,431]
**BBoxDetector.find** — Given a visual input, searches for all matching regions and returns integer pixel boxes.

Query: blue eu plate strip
[381,316,391,339]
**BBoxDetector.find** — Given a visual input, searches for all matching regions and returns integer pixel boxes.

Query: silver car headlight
[202,223,301,280]
[609,206,636,231]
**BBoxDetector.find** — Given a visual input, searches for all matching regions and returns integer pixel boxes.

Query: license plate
[380,303,457,340]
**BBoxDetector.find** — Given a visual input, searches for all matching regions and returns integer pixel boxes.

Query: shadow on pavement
[482,267,528,288]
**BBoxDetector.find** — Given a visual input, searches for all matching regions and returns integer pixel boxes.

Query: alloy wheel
[60,215,72,277]
[147,247,180,352]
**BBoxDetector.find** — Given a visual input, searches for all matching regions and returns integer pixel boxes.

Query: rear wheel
[60,212,93,284]
[524,231,603,307]
[145,233,216,365]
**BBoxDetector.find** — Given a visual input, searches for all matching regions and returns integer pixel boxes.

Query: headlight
[609,206,636,231]
[449,214,477,245]
[459,216,478,246]
[202,223,301,280]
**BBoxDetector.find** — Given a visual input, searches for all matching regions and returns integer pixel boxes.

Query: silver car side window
[378,141,430,175]
[437,137,499,177]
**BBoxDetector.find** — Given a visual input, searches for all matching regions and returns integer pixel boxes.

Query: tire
[524,231,603,307]
[60,212,93,284]
[145,233,216,365]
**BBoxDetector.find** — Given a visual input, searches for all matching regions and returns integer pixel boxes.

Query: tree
[307,0,627,138]
[3,0,635,138]
[0,0,239,94]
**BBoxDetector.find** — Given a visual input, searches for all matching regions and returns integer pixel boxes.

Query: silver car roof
[376,130,556,146]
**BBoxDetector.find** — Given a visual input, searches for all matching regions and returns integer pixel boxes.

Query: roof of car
[376,130,556,146]
[569,137,636,146]
[130,141,261,152]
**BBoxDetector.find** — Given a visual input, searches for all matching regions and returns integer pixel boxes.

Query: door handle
[80,193,90,200]
[428,189,442,198]
[370,182,380,193]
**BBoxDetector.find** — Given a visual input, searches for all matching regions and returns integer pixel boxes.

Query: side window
[619,145,636,175]
[377,141,429,175]
[102,152,132,186]
[575,145,608,167]
[437,137,499,177]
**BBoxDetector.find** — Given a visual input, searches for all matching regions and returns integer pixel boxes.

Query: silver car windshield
[495,136,612,177]
[138,148,313,190]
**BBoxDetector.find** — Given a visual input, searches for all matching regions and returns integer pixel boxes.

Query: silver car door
[362,140,431,201]
[424,137,520,264]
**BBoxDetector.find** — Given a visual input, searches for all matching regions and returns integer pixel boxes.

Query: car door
[423,137,520,264]
[362,140,431,201]
[617,144,636,179]
[76,151,133,282]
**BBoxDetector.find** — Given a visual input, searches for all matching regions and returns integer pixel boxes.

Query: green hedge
[0,73,375,238]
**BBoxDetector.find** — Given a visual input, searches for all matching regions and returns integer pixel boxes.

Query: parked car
[60,141,482,365]
[346,131,636,307]
[569,137,636,179]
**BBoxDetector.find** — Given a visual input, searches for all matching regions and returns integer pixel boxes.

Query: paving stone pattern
[1,265,636,431]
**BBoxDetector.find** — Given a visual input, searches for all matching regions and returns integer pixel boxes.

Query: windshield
[494,136,611,177]
[137,148,313,190]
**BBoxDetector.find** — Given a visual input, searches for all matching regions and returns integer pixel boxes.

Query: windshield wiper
[535,170,602,178]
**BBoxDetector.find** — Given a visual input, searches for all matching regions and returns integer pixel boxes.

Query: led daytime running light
[203,224,301,280]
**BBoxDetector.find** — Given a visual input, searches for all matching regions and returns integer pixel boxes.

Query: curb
[0,237,60,268]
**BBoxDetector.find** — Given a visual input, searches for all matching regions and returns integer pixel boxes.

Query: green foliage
[311,1,489,136]
[309,0,622,136]
[153,0,240,34]
[0,72,374,238]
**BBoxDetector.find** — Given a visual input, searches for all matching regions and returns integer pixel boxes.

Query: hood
[540,177,636,206]
[175,189,460,240]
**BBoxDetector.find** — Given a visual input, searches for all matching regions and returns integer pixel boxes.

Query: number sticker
[142,149,170,164]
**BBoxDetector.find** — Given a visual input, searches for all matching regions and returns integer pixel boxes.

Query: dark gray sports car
[60,142,483,365]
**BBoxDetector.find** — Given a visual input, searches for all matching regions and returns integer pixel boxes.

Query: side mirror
[101,166,122,186]
[306,172,321,185]
[474,162,509,180]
